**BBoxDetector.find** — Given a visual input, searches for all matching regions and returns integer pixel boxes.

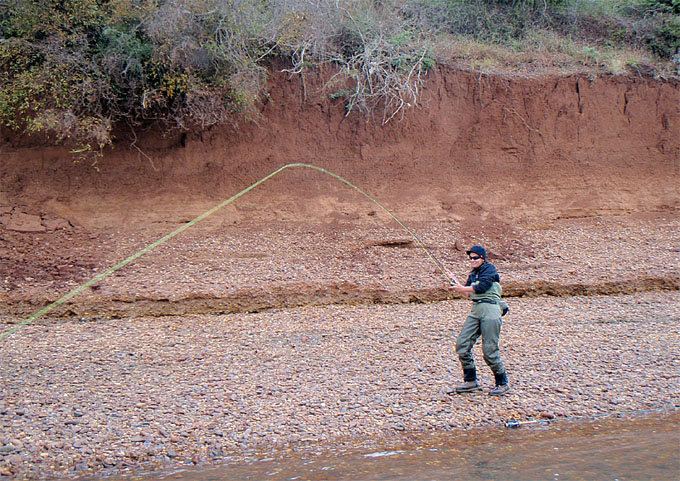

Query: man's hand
[449,283,473,298]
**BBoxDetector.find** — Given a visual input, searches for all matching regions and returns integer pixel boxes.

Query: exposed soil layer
[2,68,680,227]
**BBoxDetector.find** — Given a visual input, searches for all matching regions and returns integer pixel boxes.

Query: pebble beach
[1,213,679,479]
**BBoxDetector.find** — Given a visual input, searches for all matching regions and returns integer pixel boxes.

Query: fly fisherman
[447,245,510,396]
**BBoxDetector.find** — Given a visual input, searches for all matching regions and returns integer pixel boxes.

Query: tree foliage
[0,0,271,156]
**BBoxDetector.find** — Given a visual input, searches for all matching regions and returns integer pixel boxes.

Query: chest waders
[456,281,508,387]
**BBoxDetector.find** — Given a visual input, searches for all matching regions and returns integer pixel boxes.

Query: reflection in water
[98,411,679,481]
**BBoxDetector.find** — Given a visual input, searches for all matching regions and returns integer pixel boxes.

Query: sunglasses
[469,255,482,260]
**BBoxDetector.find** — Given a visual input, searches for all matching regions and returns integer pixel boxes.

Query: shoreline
[91,408,680,481]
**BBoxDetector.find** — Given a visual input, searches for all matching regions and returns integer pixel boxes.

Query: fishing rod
[296,164,460,286]
[1,162,460,340]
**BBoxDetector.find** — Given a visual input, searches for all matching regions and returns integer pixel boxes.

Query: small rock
[6,211,45,233]
[9,440,23,450]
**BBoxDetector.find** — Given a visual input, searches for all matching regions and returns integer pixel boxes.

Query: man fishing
[447,245,510,396]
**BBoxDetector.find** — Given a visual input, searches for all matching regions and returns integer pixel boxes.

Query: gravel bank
[2,213,678,318]
[1,212,679,479]
[1,290,679,479]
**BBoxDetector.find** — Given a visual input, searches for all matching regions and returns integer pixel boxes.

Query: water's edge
[86,409,680,481]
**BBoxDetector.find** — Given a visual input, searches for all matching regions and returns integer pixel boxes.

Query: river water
[95,411,679,481]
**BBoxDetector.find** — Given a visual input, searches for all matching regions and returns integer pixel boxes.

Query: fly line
[1,163,455,340]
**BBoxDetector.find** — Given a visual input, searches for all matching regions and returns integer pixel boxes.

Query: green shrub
[0,0,272,157]
[647,16,680,59]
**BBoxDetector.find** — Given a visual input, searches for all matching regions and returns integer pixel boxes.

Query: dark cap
[466,245,486,259]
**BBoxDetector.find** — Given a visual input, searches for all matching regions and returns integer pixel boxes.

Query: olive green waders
[456,300,507,384]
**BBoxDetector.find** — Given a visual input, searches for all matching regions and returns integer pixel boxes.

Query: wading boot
[489,372,510,396]
[452,368,482,394]
[455,381,482,393]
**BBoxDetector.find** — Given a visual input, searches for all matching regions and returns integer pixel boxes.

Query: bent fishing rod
[1,162,460,340]
[296,164,461,286]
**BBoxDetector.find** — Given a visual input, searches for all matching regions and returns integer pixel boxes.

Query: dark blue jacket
[465,262,500,294]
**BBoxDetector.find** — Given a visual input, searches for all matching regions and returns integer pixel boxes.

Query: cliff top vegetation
[1,0,678,158]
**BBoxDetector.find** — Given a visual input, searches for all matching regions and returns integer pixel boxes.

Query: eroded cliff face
[1,66,678,232]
